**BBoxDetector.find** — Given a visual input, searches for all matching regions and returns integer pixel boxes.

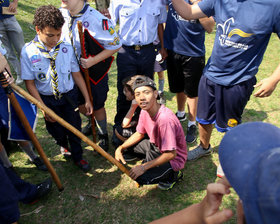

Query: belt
[123,43,154,51]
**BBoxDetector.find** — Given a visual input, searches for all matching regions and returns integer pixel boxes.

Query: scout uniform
[21,36,85,163]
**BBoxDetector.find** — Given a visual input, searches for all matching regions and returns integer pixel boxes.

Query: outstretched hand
[253,77,278,97]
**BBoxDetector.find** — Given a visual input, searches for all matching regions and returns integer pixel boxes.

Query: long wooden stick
[0,73,64,191]
[11,83,131,177]
[77,21,97,143]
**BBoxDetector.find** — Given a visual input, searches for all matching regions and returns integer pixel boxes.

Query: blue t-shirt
[198,0,280,86]
[164,0,206,57]
[0,0,13,20]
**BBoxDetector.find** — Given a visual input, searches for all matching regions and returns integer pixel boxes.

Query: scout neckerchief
[68,3,89,59]
[33,36,63,99]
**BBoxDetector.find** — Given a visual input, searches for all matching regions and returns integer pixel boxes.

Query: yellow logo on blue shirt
[227,118,238,127]
[108,27,115,35]
[217,17,254,50]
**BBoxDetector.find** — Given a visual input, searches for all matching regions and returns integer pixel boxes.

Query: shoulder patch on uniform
[108,27,115,35]
[102,19,109,30]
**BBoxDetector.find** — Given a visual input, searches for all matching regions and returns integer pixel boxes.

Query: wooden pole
[77,21,97,143]
[0,73,64,191]
[11,83,131,177]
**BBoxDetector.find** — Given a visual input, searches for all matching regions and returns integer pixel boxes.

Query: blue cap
[219,122,280,224]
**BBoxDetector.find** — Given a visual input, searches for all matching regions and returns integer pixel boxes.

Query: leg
[198,123,213,149]
[166,50,186,120]
[186,97,198,122]
[188,76,215,161]
[177,92,187,112]
[114,47,138,126]
[185,96,198,143]
[0,17,24,84]
[132,140,176,185]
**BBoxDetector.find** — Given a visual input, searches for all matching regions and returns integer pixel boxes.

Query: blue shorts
[154,43,167,73]
[197,75,256,132]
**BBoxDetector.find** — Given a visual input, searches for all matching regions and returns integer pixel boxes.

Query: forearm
[269,62,280,84]
[143,151,176,171]
[25,80,45,105]
[172,0,206,20]
[88,48,119,66]
[150,203,204,224]
[199,16,215,33]
[119,132,144,150]
[122,104,138,128]
[72,71,91,103]
[158,24,165,50]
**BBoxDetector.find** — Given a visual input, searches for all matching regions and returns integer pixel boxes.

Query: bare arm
[129,150,176,180]
[80,48,120,69]
[172,0,206,20]
[150,178,233,224]
[158,24,168,60]
[189,0,215,34]
[0,53,11,74]
[122,99,138,128]
[71,71,93,115]
[254,62,280,97]
[115,132,145,164]
[199,16,215,34]
[25,80,56,122]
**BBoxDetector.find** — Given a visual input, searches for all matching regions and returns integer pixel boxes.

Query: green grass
[6,1,280,223]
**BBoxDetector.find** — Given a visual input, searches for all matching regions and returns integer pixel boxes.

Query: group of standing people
[1,0,280,223]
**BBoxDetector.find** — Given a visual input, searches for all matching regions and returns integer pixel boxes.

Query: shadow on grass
[242,108,268,122]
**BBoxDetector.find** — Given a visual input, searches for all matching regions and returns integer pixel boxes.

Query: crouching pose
[115,76,187,190]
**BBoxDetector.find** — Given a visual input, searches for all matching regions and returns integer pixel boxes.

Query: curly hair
[33,5,65,31]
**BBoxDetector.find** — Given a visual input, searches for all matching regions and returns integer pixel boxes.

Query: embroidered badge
[102,19,109,30]
[108,27,115,35]
[38,73,46,81]
[31,55,41,64]
[83,21,89,28]
[227,118,238,127]
[62,47,68,53]
[108,37,120,46]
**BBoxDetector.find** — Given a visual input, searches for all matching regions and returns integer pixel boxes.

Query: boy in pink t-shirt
[115,76,187,190]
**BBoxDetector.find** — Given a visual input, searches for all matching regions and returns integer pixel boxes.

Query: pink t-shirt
[136,105,187,171]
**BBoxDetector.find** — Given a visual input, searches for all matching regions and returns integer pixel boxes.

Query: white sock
[177,111,185,117]
[188,120,196,128]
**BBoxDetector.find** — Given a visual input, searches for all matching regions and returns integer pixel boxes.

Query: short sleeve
[20,46,35,80]
[198,0,215,17]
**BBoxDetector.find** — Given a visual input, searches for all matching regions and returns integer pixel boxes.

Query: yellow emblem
[108,27,115,35]
[228,119,238,127]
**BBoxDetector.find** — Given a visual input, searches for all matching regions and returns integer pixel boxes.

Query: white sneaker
[15,75,23,85]
[216,164,225,178]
